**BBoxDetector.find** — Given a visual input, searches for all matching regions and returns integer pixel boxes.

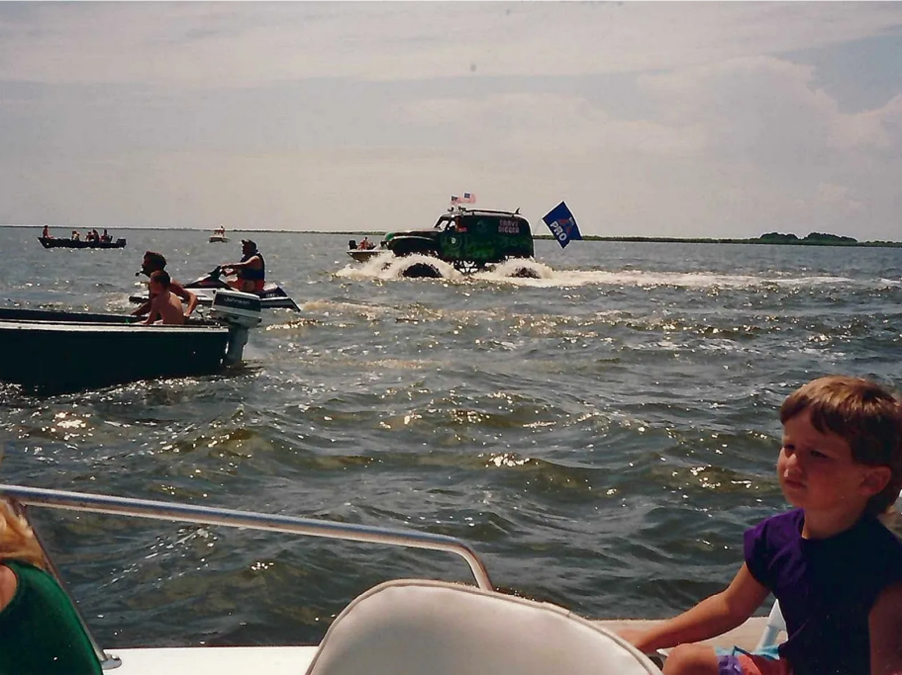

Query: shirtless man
[143,271,186,325]
[132,251,198,318]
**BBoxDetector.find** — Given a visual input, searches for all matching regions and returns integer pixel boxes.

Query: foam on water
[336,252,463,281]
[473,258,555,282]
[338,255,867,291]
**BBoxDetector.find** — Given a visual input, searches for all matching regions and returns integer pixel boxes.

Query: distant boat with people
[347,237,382,263]
[39,226,125,249]
[209,226,229,243]
[39,236,126,249]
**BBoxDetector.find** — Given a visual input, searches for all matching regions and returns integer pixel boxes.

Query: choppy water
[1,225,901,648]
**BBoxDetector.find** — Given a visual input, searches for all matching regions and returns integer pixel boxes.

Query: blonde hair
[780,375,902,515]
[0,500,46,568]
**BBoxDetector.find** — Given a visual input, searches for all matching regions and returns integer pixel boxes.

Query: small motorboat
[130,267,301,311]
[0,483,780,674]
[39,236,127,249]
[346,238,383,263]
[0,291,262,394]
[347,249,384,263]
[209,226,229,243]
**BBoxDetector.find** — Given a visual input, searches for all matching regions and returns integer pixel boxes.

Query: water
[1,225,901,648]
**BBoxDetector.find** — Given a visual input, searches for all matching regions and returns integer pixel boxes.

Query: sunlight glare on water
[1,226,900,647]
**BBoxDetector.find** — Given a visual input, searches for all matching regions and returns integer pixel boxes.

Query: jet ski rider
[221,239,265,294]
[132,251,199,319]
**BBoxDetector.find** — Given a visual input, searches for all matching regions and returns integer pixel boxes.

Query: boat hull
[39,237,127,249]
[0,308,230,393]
[347,249,384,263]
[0,483,779,674]
[130,286,300,311]
[101,619,772,674]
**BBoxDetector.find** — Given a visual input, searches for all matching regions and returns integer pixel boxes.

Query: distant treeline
[534,231,902,248]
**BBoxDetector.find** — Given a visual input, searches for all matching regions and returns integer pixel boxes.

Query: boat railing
[0,483,494,668]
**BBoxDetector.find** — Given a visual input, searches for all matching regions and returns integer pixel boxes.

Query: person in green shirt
[0,499,102,674]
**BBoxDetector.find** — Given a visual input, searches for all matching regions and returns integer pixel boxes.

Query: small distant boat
[347,237,383,262]
[347,248,384,263]
[209,226,229,243]
[39,237,126,249]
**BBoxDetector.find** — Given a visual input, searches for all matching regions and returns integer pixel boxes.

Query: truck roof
[442,207,526,219]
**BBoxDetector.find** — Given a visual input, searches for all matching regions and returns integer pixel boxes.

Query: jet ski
[130,266,301,311]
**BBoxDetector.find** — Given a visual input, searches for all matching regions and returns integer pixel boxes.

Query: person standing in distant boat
[143,271,185,325]
[41,225,51,239]
[620,375,902,675]
[221,239,265,293]
[132,251,198,319]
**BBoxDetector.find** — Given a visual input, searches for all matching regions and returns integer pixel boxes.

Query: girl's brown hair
[780,375,902,515]
[0,500,46,568]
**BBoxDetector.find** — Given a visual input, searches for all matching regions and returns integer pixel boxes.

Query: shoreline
[5,224,900,248]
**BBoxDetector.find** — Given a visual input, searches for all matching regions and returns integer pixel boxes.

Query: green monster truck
[383,208,534,274]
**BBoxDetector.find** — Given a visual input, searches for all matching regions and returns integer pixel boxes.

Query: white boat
[347,248,384,263]
[346,238,383,263]
[209,227,229,243]
[0,484,780,674]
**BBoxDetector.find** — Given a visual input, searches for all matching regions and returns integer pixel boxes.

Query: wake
[336,253,871,290]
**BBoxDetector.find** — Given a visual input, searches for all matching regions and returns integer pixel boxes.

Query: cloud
[635,56,902,170]
[1,3,901,86]
[398,92,706,158]
[0,3,900,240]
[831,93,902,150]
[388,51,902,238]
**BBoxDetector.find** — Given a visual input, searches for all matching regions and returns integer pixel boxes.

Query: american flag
[450,192,476,204]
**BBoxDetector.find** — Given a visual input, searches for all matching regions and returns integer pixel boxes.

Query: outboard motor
[209,289,262,365]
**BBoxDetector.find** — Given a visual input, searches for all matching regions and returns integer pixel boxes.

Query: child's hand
[616,628,649,649]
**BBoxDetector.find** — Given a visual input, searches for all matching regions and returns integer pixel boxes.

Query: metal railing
[0,483,494,668]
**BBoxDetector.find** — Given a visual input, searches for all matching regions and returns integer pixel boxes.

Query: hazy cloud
[0,2,901,240]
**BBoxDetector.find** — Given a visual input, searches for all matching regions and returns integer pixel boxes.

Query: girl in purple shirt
[622,375,902,675]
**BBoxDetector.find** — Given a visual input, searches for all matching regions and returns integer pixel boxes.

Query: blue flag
[542,201,582,248]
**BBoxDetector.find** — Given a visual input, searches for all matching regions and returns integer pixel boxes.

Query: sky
[1,2,901,240]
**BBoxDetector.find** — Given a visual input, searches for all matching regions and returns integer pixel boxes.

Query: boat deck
[104,617,775,674]
[3,484,783,674]
[593,616,773,651]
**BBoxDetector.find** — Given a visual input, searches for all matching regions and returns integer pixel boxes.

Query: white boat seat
[304,579,661,675]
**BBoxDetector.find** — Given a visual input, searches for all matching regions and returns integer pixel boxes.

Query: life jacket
[238,252,265,291]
